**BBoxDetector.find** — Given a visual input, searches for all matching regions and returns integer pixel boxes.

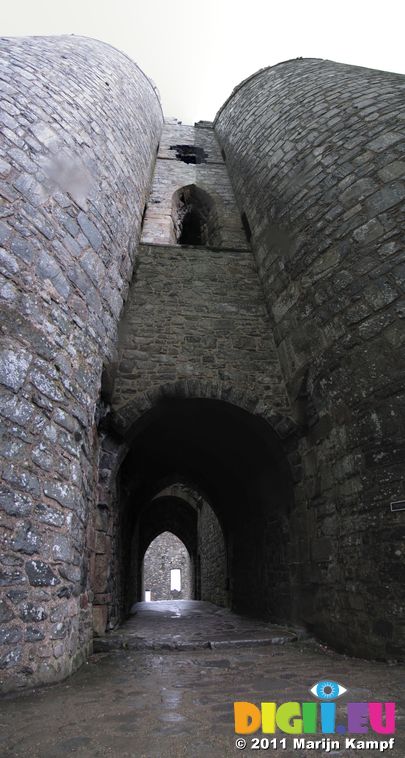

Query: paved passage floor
[94,601,297,652]
[1,603,404,757]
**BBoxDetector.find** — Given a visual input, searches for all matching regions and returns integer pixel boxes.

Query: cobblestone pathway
[94,601,297,652]
[1,604,403,758]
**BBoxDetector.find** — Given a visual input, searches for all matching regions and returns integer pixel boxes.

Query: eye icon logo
[310,680,347,700]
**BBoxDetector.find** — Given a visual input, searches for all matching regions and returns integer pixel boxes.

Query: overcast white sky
[3,0,405,123]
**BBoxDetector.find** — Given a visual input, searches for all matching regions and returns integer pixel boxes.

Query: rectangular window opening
[170,568,181,591]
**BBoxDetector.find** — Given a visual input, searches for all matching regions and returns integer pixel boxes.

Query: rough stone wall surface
[198,502,227,607]
[143,531,192,600]
[0,35,162,692]
[141,122,249,249]
[92,434,126,636]
[215,59,405,658]
[2,36,404,695]
[112,243,290,415]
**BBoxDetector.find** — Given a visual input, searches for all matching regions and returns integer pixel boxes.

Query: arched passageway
[103,396,296,630]
[142,532,192,601]
[171,185,221,246]
[133,483,228,608]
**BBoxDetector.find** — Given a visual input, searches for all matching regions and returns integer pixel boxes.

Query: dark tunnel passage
[171,184,221,247]
[178,208,204,245]
[113,398,296,626]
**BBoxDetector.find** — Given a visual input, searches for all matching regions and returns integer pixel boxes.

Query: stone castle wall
[143,531,192,601]
[215,59,405,658]
[141,121,248,249]
[0,35,163,692]
[112,242,290,416]
[199,502,227,607]
[1,38,404,694]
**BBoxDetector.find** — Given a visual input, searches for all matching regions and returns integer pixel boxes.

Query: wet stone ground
[94,601,298,652]
[1,603,404,758]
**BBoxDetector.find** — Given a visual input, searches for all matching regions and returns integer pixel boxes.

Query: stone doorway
[94,396,297,638]
[171,184,221,246]
[142,531,192,601]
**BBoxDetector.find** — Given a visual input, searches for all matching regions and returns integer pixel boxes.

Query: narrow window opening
[221,148,226,161]
[170,569,181,592]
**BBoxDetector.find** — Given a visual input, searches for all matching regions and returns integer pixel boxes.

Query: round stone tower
[215,59,405,658]
[0,35,162,691]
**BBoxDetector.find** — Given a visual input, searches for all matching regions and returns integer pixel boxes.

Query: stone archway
[94,391,301,635]
[171,184,221,246]
[130,482,228,609]
[131,491,199,608]
[142,532,193,601]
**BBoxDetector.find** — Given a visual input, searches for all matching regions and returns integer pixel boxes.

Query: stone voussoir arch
[138,495,198,561]
[111,380,301,446]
